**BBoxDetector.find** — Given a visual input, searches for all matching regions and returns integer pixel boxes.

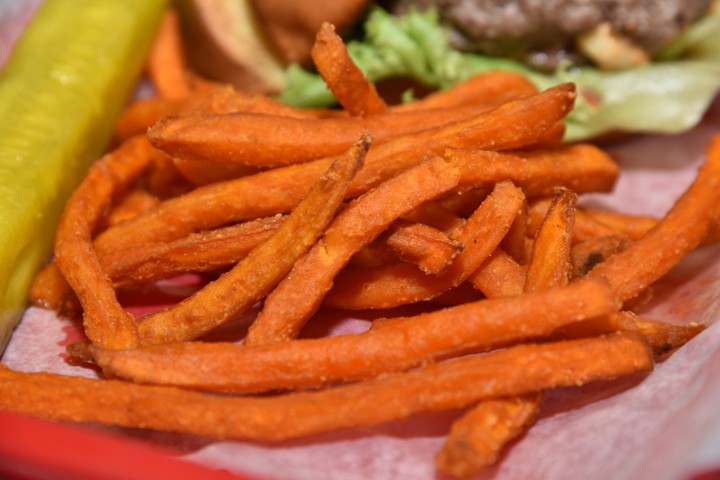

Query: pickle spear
[0,0,168,352]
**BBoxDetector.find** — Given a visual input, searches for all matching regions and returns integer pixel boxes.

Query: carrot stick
[588,133,720,302]
[54,136,154,349]
[135,135,371,345]
[92,278,619,393]
[311,22,388,116]
[323,181,526,310]
[2,332,652,441]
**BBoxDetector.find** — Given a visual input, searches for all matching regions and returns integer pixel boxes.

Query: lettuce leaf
[280,6,720,141]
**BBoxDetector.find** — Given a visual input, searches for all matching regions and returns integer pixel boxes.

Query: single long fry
[436,393,542,478]
[54,136,153,349]
[147,102,540,168]
[93,278,619,393]
[105,216,285,287]
[2,333,652,440]
[395,71,538,111]
[588,133,720,302]
[135,135,370,345]
[145,8,190,100]
[311,22,388,116]
[553,310,706,358]
[323,181,525,309]
[524,188,577,292]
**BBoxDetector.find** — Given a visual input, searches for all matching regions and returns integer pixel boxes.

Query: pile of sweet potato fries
[2,10,719,478]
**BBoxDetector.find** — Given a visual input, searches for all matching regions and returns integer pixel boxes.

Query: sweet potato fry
[113,94,208,144]
[571,234,632,277]
[524,188,577,292]
[104,216,285,287]
[94,139,614,257]
[448,188,576,476]
[2,332,652,440]
[54,136,154,349]
[28,263,70,313]
[146,8,190,100]
[147,102,544,168]
[101,188,160,229]
[436,393,542,478]
[311,22,388,116]
[323,181,525,310]
[588,133,720,302]
[394,71,538,111]
[243,154,469,346]
[92,278,619,393]
[468,249,526,298]
[553,311,706,359]
[135,135,370,345]
[373,220,463,275]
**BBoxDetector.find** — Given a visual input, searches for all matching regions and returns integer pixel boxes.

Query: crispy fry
[101,188,160,229]
[2,333,652,440]
[571,234,632,277]
[105,216,285,287]
[395,71,538,111]
[54,136,154,349]
[323,181,525,310]
[27,263,70,312]
[135,135,370,345]
[436,393,542,478]
[146,8,190,100]
[524,188,577,292]
[468,248,526,298]
[588,133,720,302]
[94,140,614,257]
[311,22,388,116]
[147,102,543,168]
[93,278,619,393]
[553,311,706,359]
[374,220,463,275]
[113,94,208,144]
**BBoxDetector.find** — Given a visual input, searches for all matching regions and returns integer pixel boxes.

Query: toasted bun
[175,0,287,93]
[250,0,369,65]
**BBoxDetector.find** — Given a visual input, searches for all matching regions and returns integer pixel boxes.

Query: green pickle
[0,0,169,352]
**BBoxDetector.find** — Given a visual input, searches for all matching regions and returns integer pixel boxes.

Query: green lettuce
[280,6,720,141]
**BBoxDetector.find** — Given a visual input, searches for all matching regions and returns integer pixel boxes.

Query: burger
[176,0,720,141]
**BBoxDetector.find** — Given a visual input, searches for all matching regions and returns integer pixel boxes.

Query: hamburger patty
[390,0,713,68]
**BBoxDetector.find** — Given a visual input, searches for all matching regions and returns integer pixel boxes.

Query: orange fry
[323,181,525,309]
[311,22,388,116]
[53,136,154,349]
[135,135,370,345]
[374,220,463,275]
[2,333,652,441]
[571,234,632,277]
[146,8,190,100]
[94,85,581,253]
[524,188,577,292]
[436,393,542,478]
[147,102,536,168]
[92,278,619,393]
[588,133,720,302]
[468,248,526,298]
